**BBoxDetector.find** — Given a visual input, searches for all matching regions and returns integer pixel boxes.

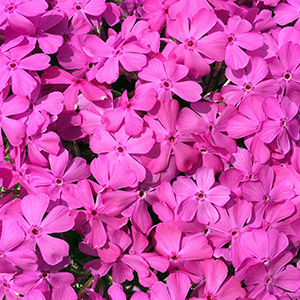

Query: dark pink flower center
[139,190,145,198]
[197,192,205,200]
[114,49,122,56]
[1,281,9,289]
[55,178,63,186]
[126,102,132,109]
[41,272,49,279]
[8,61,17,70]
[5,4,15,13]
[228,35,234,43]
[283,72,292,81]
[230,230,239,237]
[280,118,287,127]
[262,258,270,265]
[244,84,252,91]
[91,209,97,216]
[74,78,84,85]
[74,3,82,10]
[117,146,124,153]
[169,135,175,142]
[204,228,210,236]
[32,228,39,235]
[162,80,171,89]
[200,148,208,154]
[263,194,269,202]
[208,124,214,132]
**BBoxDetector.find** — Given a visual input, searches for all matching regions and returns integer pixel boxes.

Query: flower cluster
[0,0,300,299]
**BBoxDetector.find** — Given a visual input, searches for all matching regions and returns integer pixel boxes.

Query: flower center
[8,61,17,70]
[230,230,239,237]
[91,209,97,216]
[203,228,210,236]
[169,135,175,142]
[200,148,208,154]
[5,4,15,12]
[117,146,124,153]
[41,271,49,279]
[197,192,205,201]
[263,194,269,202]
[74,3,82,10]
[114,49,122,56]
[244,84,252,91]
[139,190,145,198]
[161,79,171,89]
[31,228,39,235]
[283,72,292,81]
[74,78,83,85]
[262,258,270,265]
[228,35,234,43]
[55,178,63,186]
[280,118,287,127]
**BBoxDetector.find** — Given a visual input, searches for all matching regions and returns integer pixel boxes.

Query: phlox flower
[26,149,91,203]
[42,66,109,110]
[149,273,191,300]
[102,89,157,136]
[0,218,37,273]
[0,40,50,96]
[12,193,74,265]
[141,100,200,173]
[173,167,231,224]
[27,10,64,54]
[0,0,48,34]
[274,0,300,26]
[193,259,246,300]
[14,250,74,295]
[221,57,279,106]
[241,165,295,227]
[259,96,300,154]
[82,230,150,284]
[142,0,177,32]
[244,253,300,299]
[167,9,227,78]
[90,124,155,182]
[222,15,264,70]
[137,58,202,102]
[153,221,213,270]
[55,0,106,21]
[83,16,150,84]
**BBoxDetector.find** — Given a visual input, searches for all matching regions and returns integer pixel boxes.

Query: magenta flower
[194,259,246,299]
[0,40,50,96]
[0,0,48,33]
[42,66,109,110]
[222,15,264,70]
[221,57,279,106]
[149,273,191,300]
[102,89,157,136]
[90,125,155,182]
[153,221,213,269]
[0,218,37,273]
[138,58,202,102]
[174,167,231,224]
[14,194,74,265]
[259,96,300,154]
[141,100,200,173]
[167,9,227,77]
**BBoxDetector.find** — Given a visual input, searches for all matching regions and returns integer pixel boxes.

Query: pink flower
[167,9,227,77]
[141,100,200,173]
[0,40,50,96]
[259,96,300,154]
[138,58,202,102]
[194,259,246,300]
[174,167,231,224]
[14,194,74,265]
